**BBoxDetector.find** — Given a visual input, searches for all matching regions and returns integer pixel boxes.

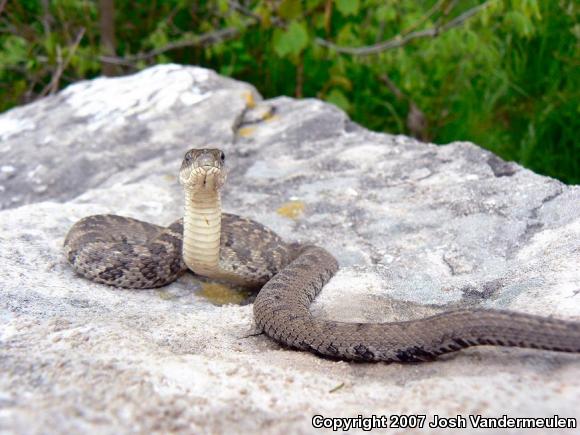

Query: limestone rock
[1,64,579,434]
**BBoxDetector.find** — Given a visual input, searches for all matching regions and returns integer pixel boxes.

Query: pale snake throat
[64,148,580,362]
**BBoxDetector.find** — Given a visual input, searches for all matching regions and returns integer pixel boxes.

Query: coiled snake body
[64,149,580,362]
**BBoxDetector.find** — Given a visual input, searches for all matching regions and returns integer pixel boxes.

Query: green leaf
[336,0,360,16]
[217,0,229,14]
[70,46,100,76]
[220,64,234,76]
[503,11,534,37]
[336,23,360,46]
[325,89,351,111]
[278,0,302,20]
[0,36,28,66]
[255,4,273,28]
[273,21,309,57]
[147,22,169,49]
[328,75,353,91]
[306,0,325,12]
[376,5,397,22]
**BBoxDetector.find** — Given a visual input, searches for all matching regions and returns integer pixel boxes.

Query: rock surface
[1,64,579,434]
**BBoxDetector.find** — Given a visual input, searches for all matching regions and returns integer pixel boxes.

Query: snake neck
[182,187,222,276]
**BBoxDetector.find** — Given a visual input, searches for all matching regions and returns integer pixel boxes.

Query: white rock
[0,65,579,434]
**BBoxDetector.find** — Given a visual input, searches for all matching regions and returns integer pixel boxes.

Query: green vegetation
[1,0,578,183]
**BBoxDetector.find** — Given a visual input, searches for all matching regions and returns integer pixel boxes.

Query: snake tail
[253,246,580,362]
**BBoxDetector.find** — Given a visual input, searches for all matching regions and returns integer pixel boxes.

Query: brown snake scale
[64,148,580,362]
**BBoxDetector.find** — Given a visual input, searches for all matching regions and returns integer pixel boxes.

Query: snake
[64,148,580,362]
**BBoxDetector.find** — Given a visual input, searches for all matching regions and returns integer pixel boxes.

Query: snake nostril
[197,154,215,168]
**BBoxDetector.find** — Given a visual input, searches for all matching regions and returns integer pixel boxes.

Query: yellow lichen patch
[277,201,305,220]
[244,91,256,109]
[200,282,247,305]
[238,127,255,137]
[263,112,278,122]
[156,289,177,300]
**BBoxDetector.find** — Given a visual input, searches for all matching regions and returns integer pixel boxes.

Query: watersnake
[64,148,580,362]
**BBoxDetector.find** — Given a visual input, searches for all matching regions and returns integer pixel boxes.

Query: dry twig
[379,74,428,141]
[400,0,446,35]
[100,26,242,66]
[40,27,85,97]
[315,1,490,56]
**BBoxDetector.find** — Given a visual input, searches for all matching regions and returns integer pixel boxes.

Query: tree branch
[99,0,118,76]
[100,26,242,66]
[227,1,261,22]
[40,28,85,97]
[41,0,52,37]
[379,74,428,141]
[315,1,490,56]
[227,1,284,27]
[379,74,404,100]
[400,0,445,35]
[0,0,8,16]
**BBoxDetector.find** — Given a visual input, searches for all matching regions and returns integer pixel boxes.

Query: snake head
[179,148,227,191]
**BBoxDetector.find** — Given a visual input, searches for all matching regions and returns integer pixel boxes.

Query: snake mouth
[194,153,219,170]
[179,148,227,190]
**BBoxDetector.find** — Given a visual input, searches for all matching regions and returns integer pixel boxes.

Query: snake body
[64,148,580,362]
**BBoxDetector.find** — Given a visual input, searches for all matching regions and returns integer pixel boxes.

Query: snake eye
[184,151,192,162]
[220,151,225,162]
